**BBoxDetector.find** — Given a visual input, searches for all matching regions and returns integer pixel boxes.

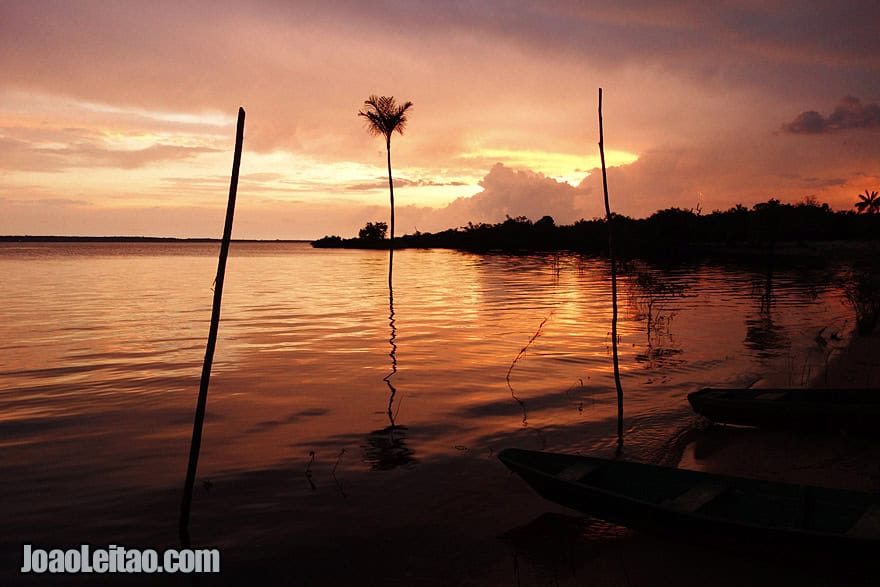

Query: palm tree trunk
[386,137,395,289]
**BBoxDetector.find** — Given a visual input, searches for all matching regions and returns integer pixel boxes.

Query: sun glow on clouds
[217,153,479,213]
[75,100,231,127]
[458,148,639,185]
[1,91,481,210]
[0,90,231,135]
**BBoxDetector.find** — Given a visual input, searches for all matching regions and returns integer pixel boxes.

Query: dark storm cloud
[783,96,880,134]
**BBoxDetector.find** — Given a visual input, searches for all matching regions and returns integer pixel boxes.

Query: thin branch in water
[331,448,347,498]
[330,448,345,477]
[392,395,403,423]
[506,313,553,382]
[565,378,586,413]
[506,313,553,426]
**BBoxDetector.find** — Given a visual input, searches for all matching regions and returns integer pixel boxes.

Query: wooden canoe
[687,387,880,430]
[498,448,880,551]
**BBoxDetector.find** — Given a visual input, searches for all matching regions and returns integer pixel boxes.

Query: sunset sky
[2,0,879,239]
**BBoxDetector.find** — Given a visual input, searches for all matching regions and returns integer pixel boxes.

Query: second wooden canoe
[687,387,880,431]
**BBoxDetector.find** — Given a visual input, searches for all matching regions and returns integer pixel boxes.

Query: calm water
[0,242,862,583]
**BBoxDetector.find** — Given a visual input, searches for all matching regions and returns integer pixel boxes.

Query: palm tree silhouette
[855,189,880,214]
[358,95,413,286]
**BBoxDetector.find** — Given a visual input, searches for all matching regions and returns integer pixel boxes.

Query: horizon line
[0,235,311,243]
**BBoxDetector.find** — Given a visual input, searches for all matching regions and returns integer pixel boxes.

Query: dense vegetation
[312,199,880,258]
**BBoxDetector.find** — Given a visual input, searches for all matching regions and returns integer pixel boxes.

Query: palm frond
[854,189,880,214]
[358,95,413,140]
[359,110,385,137]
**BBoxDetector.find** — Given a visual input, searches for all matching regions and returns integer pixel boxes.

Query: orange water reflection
[0,242,857,541]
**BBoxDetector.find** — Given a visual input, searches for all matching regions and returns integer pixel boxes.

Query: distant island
[312,199,880,258]
[0,236,309,243]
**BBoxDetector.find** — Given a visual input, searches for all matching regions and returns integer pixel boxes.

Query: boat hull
[499,448,880,552]
[687,387,880,431]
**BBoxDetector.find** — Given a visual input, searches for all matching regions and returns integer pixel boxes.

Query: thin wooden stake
[598,89,624,445]
[180,106,246,546]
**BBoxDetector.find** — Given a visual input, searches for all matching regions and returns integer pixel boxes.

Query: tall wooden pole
[180,106,245,546]
[598,89,624,445]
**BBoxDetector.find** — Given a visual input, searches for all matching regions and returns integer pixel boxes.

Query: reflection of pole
[180,107,245,547]
[598,89,624,445]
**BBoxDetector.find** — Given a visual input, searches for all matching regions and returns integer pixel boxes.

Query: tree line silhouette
[312,198,880,257]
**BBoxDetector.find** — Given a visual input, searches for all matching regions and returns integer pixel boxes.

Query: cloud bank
[783,96,880,134]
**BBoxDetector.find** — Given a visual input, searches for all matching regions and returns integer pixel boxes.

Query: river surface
[0,242,864,585]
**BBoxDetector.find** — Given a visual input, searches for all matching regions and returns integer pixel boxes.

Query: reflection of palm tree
[363,246,415,471]
[855,190,880,214]
[363,425,416,471]
[384,285,398,427]
[358,95,414,288]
